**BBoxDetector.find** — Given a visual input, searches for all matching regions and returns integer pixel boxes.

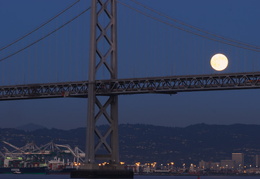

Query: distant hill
[1,123,260,166]
[16,123,46,131]
[119,123,260,166]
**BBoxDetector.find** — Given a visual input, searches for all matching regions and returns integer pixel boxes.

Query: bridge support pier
[71,0,133,178]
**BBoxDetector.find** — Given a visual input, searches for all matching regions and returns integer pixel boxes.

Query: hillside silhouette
[1,123,260,166]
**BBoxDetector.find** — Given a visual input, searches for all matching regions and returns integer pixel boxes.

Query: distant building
[199,160,210,169]
[232,153,244,169]
[255,155,260,168]
[220,160,235,169]
[210,162,220,171]
[199,160,220,170]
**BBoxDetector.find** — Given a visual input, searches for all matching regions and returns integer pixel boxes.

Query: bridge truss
[1,72,260,100]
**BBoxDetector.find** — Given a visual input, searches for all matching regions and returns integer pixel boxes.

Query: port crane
[1,141,85,162]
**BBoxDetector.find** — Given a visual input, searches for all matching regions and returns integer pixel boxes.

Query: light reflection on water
[135,176,260,179]
[0,174,70,179]
[0,175,259,179]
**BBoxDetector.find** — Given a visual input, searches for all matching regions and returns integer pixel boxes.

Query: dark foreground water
[1,175,260,179]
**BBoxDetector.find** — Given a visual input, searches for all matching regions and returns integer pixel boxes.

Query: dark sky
[1,0,260,129]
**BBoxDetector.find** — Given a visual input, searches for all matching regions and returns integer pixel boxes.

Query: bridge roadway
[1,72,260,100]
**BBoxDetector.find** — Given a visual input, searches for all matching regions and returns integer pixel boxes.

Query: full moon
[210,53,228,71]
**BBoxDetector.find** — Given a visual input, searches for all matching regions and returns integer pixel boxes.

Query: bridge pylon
[72,0,132,177]
[86,0,119,169]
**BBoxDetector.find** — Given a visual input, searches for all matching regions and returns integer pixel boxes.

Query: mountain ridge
[1,123,260,166]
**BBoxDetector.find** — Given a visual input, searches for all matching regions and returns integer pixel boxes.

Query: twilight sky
[0,0,260,129]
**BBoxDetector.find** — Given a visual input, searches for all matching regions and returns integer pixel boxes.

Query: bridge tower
[85,0,120,169]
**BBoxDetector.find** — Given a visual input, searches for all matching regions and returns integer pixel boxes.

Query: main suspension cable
[117,0,260,52]
[0,0,80,52]
[130,0,260,50]
[0,7,91,62]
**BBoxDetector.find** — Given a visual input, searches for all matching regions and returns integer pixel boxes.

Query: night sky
[1,0,260,129]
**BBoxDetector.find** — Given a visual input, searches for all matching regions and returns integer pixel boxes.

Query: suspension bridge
[1,0,260,176]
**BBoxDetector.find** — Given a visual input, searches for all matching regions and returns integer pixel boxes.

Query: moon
[210,53,228,71]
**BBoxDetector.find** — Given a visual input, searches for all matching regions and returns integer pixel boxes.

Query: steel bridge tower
[85,0,120,169]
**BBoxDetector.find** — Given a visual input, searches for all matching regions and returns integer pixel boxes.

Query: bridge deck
[1,72,260,100]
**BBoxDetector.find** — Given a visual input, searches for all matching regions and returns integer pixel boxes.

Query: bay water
[0,175,259,179]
